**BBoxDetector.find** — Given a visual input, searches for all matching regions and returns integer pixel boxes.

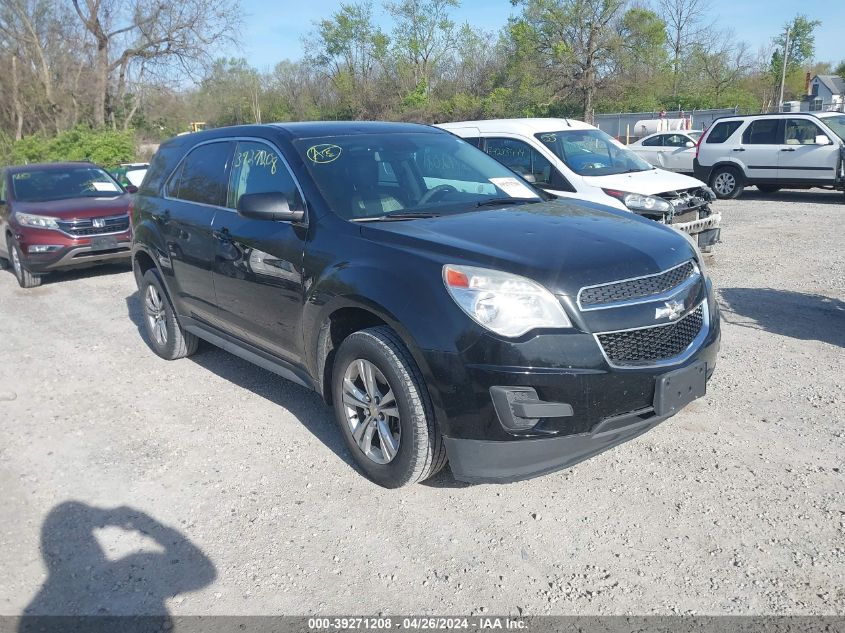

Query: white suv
[694,113,845,199]
[437,118,721,250]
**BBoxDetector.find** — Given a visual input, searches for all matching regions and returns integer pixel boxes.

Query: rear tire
[756,185,781,194]
[138,268,198,360]
[710,166,744,199]
[331,326,447,488]
[7,237,42,288]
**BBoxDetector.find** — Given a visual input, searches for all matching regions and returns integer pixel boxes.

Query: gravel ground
[0,189,843,617]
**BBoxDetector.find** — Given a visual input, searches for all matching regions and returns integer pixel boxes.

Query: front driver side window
[484,138,571,190]
[227,141,303,211]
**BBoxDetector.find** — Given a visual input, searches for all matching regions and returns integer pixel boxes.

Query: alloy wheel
[713,172,736,196]
[10,245,22,278]
[341,359,401,464]
[145,285,168,346]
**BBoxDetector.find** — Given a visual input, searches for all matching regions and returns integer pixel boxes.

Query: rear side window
[641,136,662,147]
[169,141,234,206]
[705,121,742,144]
[742,119,781,145]
[462,137,482,148]
[227,141,302,210]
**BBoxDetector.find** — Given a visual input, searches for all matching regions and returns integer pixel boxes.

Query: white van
[437,118,721,249]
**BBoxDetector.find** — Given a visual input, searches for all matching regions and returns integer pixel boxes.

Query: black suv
[131,122,720,487]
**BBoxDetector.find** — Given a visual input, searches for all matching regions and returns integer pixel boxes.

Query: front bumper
[17,229,132,273]
[424,295,721,483]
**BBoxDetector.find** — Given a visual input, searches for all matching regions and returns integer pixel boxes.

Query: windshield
[820,115,845,141]
[536,129,654,177]
[293,133,542,221]
[12,166,123,202]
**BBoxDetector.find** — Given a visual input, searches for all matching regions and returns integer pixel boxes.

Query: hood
[13,195,130,220]
[360,200,696,297]
[583,168,706,196]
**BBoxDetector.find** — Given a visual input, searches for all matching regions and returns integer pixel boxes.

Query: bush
[2,127,137,169]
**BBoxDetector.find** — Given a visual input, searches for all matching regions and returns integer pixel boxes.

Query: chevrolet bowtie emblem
[655,299,684,321]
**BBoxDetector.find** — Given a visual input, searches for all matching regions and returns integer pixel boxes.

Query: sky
[230,0,844,71]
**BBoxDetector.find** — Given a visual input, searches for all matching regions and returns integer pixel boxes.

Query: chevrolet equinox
[131,122,721,487]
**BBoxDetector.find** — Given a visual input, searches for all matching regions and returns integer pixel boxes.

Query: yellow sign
[307,144,342,164]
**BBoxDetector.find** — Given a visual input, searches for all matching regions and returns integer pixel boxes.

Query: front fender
[303,258,485,426]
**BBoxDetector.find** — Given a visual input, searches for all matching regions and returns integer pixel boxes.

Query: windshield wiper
[475,198,536,208]
[351,211,441,222]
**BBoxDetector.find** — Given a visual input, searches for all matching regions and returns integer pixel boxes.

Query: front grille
[579,261,696,308]
[597,303,705,366]
[57,215,129,237]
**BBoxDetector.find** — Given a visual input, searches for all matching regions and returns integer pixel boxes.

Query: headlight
[602,189,672,214]
[701,186,717,202]
[443,265,572,337]
[16,212,60,230]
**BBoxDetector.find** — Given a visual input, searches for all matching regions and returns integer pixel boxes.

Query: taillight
[127,200,135,226]
[695,133,704,160]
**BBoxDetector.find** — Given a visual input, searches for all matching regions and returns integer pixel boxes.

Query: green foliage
[3,127,135,168]
[836,60,845,79]
[770,15,821,84]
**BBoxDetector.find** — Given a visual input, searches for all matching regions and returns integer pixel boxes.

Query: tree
[657,0,711,97]
[308,2,389,118]
[769,14,821,100]
[836,60,845,80]
[386,0,458,98]
[511,0,628,121]
[70,0,241,128]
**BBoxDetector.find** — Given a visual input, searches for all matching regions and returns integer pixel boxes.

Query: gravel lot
[0,189,843,617]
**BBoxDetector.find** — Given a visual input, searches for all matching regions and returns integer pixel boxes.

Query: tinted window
[706,121,742,144]
[785,119,823,145]
[484,138,559,186]
[171,142,233,206]
[641,135,662,147]
[228,141,302,210]
[462,137,482,148]
[742,119,781,145]
[664,134,691,147]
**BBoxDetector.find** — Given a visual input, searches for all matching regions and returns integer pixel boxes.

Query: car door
[211,139,308,364]
[777,118,839,184]
[481,137,575,193]
[635,134,664,167]
[738,119,783,182]
[662,134,696,172]
[160,140,234,324]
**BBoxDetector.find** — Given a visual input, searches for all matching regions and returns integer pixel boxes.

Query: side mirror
[521,173,537,183]
[685,141,695,148]
[815,135,831,146]
[237,192,305,222]
[125,184,139,194]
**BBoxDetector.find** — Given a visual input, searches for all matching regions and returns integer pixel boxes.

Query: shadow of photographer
[19,501,216,632]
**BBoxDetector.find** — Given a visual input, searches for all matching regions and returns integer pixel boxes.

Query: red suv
[0,162,134,288]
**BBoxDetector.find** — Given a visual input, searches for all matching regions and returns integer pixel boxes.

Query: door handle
[780,148,796,152]
[732,148,745,152]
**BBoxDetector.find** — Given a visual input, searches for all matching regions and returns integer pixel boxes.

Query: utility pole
[778,25,791,112]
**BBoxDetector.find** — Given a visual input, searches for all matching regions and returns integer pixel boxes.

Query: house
[803,74,845,112]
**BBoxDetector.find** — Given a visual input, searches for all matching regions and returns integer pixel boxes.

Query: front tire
[710,166,744,199]
[139,269,198,360]
[331,326,447,488]
[7,237,42,288]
